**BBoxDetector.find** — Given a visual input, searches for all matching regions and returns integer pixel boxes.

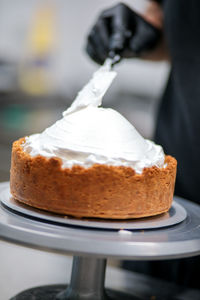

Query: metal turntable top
[0,182,200,260]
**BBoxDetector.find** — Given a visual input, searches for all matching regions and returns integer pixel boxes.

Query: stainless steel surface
[0,182,200,260]
[1,185,187,230]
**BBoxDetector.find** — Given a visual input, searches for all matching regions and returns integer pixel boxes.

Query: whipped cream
[23,60,165,174]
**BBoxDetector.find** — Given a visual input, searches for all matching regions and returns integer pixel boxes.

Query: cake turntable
[0,181,200,299]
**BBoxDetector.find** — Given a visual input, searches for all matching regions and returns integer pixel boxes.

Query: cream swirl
[23,60,165,173]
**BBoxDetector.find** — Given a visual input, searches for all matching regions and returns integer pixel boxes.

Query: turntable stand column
[57,256,107,300]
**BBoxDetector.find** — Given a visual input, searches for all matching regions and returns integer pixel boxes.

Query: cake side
[10,138,177,219]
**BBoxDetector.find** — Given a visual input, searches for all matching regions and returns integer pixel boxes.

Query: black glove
[86,3,161,64]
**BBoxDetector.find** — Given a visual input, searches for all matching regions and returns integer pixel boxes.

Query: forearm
[144,0,163,29]
[142,1,170,61]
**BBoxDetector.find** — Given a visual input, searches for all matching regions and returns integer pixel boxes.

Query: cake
[10,60,177,219]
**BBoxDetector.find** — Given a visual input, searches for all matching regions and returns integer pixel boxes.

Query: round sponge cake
[10,138,177,219]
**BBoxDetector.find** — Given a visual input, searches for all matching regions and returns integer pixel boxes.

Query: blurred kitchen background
[0,0,170,298]
[0,0,170,182]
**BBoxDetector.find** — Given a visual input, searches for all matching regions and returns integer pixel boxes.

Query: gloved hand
[86,3,161,64]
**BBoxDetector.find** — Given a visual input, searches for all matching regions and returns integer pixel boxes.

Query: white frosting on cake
[23,59,165,174]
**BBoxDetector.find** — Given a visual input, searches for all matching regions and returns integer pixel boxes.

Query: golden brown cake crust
[10,138,177,219]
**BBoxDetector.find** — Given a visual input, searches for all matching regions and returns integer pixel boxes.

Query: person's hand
[86,3,161,64]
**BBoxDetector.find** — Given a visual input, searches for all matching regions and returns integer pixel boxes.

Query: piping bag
[63,54,121,116]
